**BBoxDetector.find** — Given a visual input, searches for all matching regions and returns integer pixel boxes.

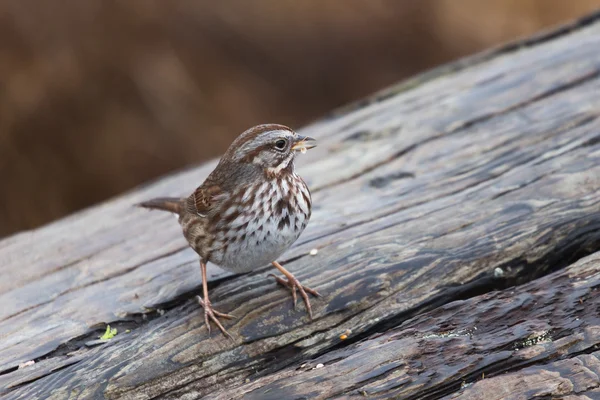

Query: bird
[137,124,320,339]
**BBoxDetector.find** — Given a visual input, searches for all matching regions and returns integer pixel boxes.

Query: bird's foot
[268,273,321,320]
[196,295,235,340]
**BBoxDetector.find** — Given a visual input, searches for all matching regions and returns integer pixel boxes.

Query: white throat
[265,153,294,176]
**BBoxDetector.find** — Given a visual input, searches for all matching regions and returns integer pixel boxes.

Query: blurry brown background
[1,0,599,238]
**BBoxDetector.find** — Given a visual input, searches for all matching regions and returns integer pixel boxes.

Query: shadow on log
[2,11,600,400]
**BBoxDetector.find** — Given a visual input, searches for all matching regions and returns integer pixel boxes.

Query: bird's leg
[197,261,235,340]
[269,260,321,320]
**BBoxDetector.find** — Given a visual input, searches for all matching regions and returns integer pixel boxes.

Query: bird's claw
[269,274,320,319]
[196,295,235,340]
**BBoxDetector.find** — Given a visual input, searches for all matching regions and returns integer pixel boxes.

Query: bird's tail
[136,197,183,214]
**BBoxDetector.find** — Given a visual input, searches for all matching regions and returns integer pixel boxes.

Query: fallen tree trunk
[2,11,600,400]
[206,252,600,399]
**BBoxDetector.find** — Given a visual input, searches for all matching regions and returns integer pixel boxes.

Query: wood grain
[3,12,600,400]
[205,252,600,399]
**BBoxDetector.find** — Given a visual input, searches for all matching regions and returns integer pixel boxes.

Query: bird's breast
[209,174,311,272]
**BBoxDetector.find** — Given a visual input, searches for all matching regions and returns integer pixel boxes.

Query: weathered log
[2,11,600,400]
[206,252,600,399]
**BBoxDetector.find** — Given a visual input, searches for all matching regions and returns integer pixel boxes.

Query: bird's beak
[291,135,317,153]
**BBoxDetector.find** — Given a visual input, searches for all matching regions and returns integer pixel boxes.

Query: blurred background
[1,0,600,238]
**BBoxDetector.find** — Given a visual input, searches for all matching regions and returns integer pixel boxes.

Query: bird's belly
[213,217,306,273]
[208,175,311,273]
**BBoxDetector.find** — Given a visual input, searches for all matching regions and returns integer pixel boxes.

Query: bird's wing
[185,183,226,217]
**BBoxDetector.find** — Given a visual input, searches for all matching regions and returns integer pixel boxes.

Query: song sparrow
[138,124,320,339]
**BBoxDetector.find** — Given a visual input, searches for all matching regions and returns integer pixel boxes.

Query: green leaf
[99,325,118,340]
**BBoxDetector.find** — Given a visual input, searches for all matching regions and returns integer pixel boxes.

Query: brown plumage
[138,124,319,339]
[137,197,182,214]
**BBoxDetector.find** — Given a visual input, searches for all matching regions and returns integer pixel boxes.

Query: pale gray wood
[3,12,600,400]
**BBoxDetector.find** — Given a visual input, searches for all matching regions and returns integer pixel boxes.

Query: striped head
[225,124,316,176]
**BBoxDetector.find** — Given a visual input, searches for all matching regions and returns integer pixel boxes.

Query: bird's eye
[274,139,287,150]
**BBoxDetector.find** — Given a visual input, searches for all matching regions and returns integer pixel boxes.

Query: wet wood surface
[2,12,600,400]
[208,252,600,399]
